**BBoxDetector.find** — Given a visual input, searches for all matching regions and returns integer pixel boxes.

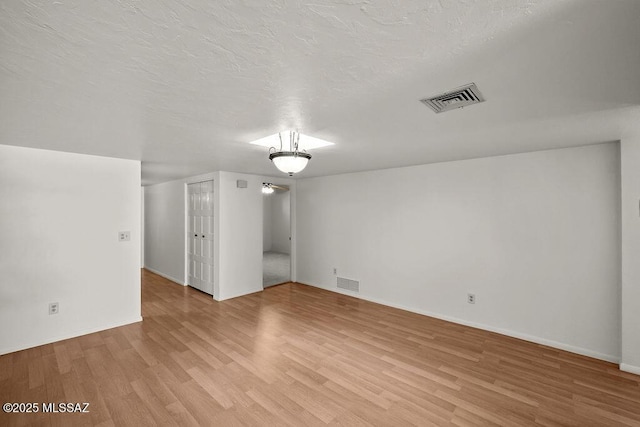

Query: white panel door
[187,180,214,295]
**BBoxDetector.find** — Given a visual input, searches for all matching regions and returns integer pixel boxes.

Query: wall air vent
[420,83,485,113]
[337,277,359,292]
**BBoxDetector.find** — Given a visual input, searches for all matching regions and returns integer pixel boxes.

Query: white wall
[296,143,621,362]
[621,136,640,374]
[0,145,141,355]
[217,172,264,300]
[141,187,145,268]
[270,191,291,254]
[263,194,273,251]
[143,180,186,284]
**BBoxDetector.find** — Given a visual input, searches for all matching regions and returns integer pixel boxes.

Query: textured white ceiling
[1,0,639,184]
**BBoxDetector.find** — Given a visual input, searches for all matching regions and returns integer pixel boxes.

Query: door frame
[262,179,296,284]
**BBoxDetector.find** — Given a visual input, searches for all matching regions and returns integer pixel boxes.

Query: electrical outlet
[49,302,59,315]
[467,294,476,304]
[118,231,131,241]
[333,267,337,275]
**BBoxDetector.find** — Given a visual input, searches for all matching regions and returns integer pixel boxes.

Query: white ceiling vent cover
[420,83,485,113]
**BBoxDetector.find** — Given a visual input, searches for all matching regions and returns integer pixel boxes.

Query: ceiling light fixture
[250,131,333,150]
[267,131,311,176]
[262,183,274,194]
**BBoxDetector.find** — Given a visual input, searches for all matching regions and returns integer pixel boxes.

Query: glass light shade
[269,151,311,175]
[262,185,274,194]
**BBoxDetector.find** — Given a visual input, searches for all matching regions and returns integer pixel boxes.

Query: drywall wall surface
[621,136,640,373]
[141,187,145,269]
[143,180,186,284]
[296,143,621,361]
[263,194,273,251]
[0,145,141,354]
[270,191,291,254]
[217,172,263,300]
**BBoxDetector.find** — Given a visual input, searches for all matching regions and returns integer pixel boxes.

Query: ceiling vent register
[420,83,485,113]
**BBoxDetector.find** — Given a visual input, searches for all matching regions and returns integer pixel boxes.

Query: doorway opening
[262,183,291,287]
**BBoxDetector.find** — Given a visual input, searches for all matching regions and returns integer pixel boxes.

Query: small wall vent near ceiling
[337,277,359,292]
[420,83,485,113]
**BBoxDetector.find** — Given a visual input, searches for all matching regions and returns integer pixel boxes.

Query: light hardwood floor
[1,270,639,426]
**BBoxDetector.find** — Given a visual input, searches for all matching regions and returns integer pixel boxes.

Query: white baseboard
[0,316,143,356]
[218,287,263,301]
[300,281,620,364]
[620,363,640,376]
[144,266,186,286]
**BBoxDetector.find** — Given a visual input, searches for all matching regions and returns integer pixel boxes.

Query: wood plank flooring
[1,269,639,426]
